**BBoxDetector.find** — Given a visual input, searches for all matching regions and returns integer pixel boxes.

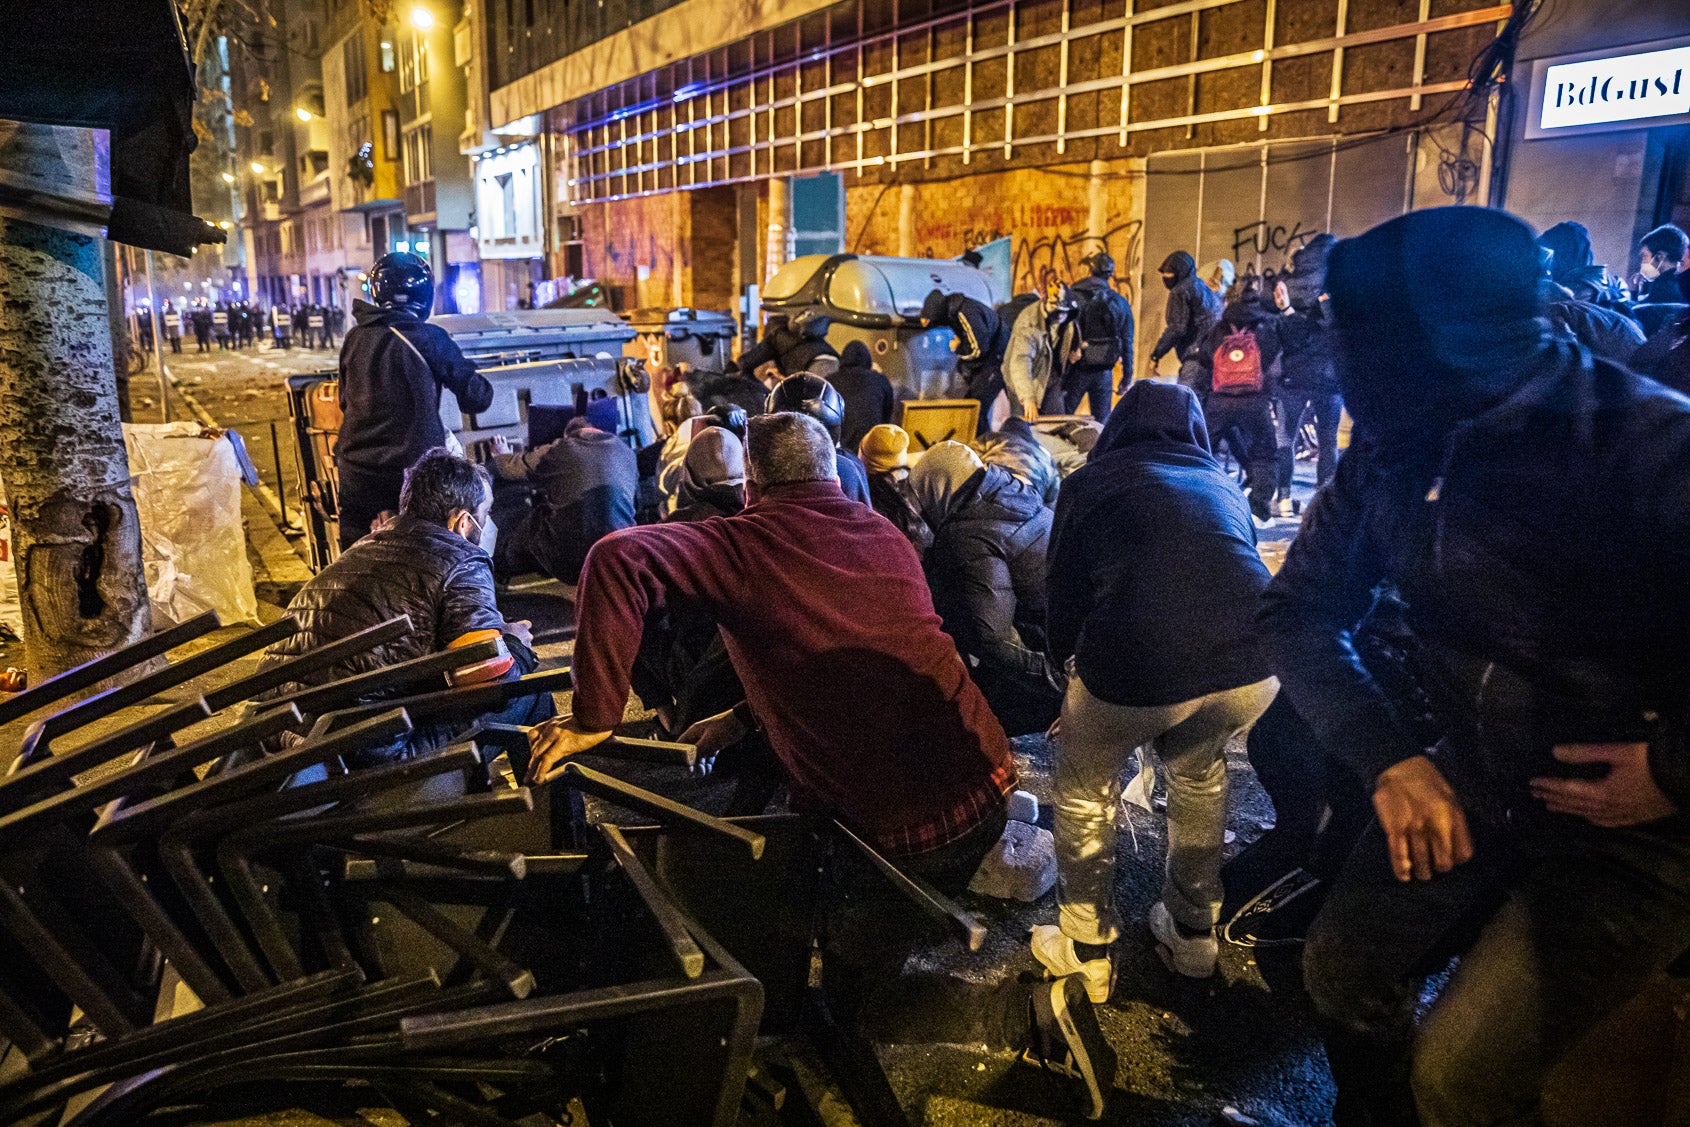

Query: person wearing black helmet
[336,252,496,551]
[765,372,873,504]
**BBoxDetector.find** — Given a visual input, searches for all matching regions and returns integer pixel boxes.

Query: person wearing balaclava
[1146,251,1222,390]
[1258,206,1690,1127]
[1029,381,1276,997]
[831,339,897,451]
[908,441,1062,736]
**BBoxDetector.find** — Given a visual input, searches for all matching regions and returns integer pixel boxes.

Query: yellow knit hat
[858,424,911,475]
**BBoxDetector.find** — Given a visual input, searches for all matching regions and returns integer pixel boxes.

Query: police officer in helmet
[765,372,872,504]
[335,252,495,551]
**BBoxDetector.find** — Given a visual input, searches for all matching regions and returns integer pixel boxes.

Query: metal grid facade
[552,0,1510,203]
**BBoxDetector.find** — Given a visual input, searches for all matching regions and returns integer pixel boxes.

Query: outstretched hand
[678,707,751,776]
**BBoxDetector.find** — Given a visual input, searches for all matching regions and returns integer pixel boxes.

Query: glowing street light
[296,107,314,122]
[410,5,435,30]
[250,161,267,175]
[221,171,236,184]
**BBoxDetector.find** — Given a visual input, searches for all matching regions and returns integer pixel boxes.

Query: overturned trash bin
[287,309,649,570]
[624,307,737,375]
[761,253,997,400]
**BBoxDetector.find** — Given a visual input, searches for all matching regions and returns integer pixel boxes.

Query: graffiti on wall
[919,217,1145,304]
[1230,219,1321,267]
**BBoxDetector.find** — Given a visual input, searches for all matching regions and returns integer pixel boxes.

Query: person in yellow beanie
[857,424,930,556]
[858,423,910,475]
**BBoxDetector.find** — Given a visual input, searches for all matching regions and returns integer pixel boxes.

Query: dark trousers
[822,804,1030,1049]
[961,359,1005,436]
[1275,390,1343,494]
[167,335,181,354]
[1062,365,1114,423]
[1226,693,1371,900]
[1204,393,1278,510]
[1305,819,1690,1127]
[336,462,408,551]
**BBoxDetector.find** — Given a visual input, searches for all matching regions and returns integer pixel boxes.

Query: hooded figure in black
[1147,251,1222,390]
[1048,381,1271,710]
[907,441,1062,735]
[1258,206,1690,1127]
[488,418,638,584]
[1535,220,1627,307]
[922,289,1008,435]
[830,339,897,451]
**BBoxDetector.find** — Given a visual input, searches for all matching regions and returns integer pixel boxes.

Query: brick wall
[845,158,1148,303]
[577,185,743,312]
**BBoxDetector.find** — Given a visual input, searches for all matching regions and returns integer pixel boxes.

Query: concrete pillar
[764,176,789,284]
[897,184,916,258]
[1087,159,1108,246]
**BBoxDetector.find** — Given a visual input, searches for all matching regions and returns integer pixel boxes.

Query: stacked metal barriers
[0,612,992,1126]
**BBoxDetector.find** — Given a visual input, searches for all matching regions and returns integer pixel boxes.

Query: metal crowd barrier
[0,612,990,1126]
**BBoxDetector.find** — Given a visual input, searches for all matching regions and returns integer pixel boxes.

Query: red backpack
[1212,326,1263,394]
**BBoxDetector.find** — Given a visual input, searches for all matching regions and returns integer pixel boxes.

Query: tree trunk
[102,239,133,424]
[0,212,153,677]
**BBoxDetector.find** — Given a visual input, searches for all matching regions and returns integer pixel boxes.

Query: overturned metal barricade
[0,613,990,1126]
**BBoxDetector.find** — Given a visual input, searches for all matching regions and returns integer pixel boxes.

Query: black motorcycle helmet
[703,402,749,442]
[765,374,845,444]
[369,252,435,318]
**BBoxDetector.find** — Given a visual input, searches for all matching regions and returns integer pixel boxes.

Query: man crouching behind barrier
[528,411,1119,1119]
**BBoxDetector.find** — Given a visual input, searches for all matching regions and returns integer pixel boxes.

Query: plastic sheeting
[124,422,260,626]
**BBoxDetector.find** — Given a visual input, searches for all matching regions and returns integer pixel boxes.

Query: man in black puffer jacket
[738,311,839,378]
[257,450,546,766]
[1259,207,1690,1127]
[336,254,495,550]
[908,441,1062,735]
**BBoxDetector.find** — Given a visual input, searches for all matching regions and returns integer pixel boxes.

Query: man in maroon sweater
[528,412,1116,1118]
[528,419,1016,855]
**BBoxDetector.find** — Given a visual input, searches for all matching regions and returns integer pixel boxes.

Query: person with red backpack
[1196,277,1282,525]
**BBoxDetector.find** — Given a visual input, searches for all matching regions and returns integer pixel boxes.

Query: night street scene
[1,0,1690,1123]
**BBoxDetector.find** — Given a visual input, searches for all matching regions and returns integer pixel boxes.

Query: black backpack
[1075,286,1123,369]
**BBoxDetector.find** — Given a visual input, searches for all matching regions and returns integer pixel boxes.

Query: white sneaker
[1148,901,1218,978]
[1030,925,1115,1004]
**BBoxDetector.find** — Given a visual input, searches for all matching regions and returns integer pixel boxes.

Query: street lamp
[295,106,313,122]
[221,171,235,184]
[250,160,267,175]
[410,5,434,30]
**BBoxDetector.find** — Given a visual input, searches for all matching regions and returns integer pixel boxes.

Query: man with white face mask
[255,449,545,766]
[1637,224,1690,305]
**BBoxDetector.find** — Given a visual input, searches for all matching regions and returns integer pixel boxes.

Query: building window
[402,124,433,185]
[400,31,430,92]
[495,172,516,237]
[343,30,367,105]
[380,35,396,73]
[382,110,400,161]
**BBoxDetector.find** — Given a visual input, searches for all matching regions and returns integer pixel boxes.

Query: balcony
[404,179,436,220]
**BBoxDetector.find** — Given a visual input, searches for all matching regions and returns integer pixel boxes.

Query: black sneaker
[1220,866,1324,948]
[1021,975,1115,1120]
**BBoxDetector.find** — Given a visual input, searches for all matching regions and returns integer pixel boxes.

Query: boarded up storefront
[1136,130,1482,371]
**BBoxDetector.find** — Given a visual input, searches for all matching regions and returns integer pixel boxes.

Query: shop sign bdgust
[1527,39,1690,139]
